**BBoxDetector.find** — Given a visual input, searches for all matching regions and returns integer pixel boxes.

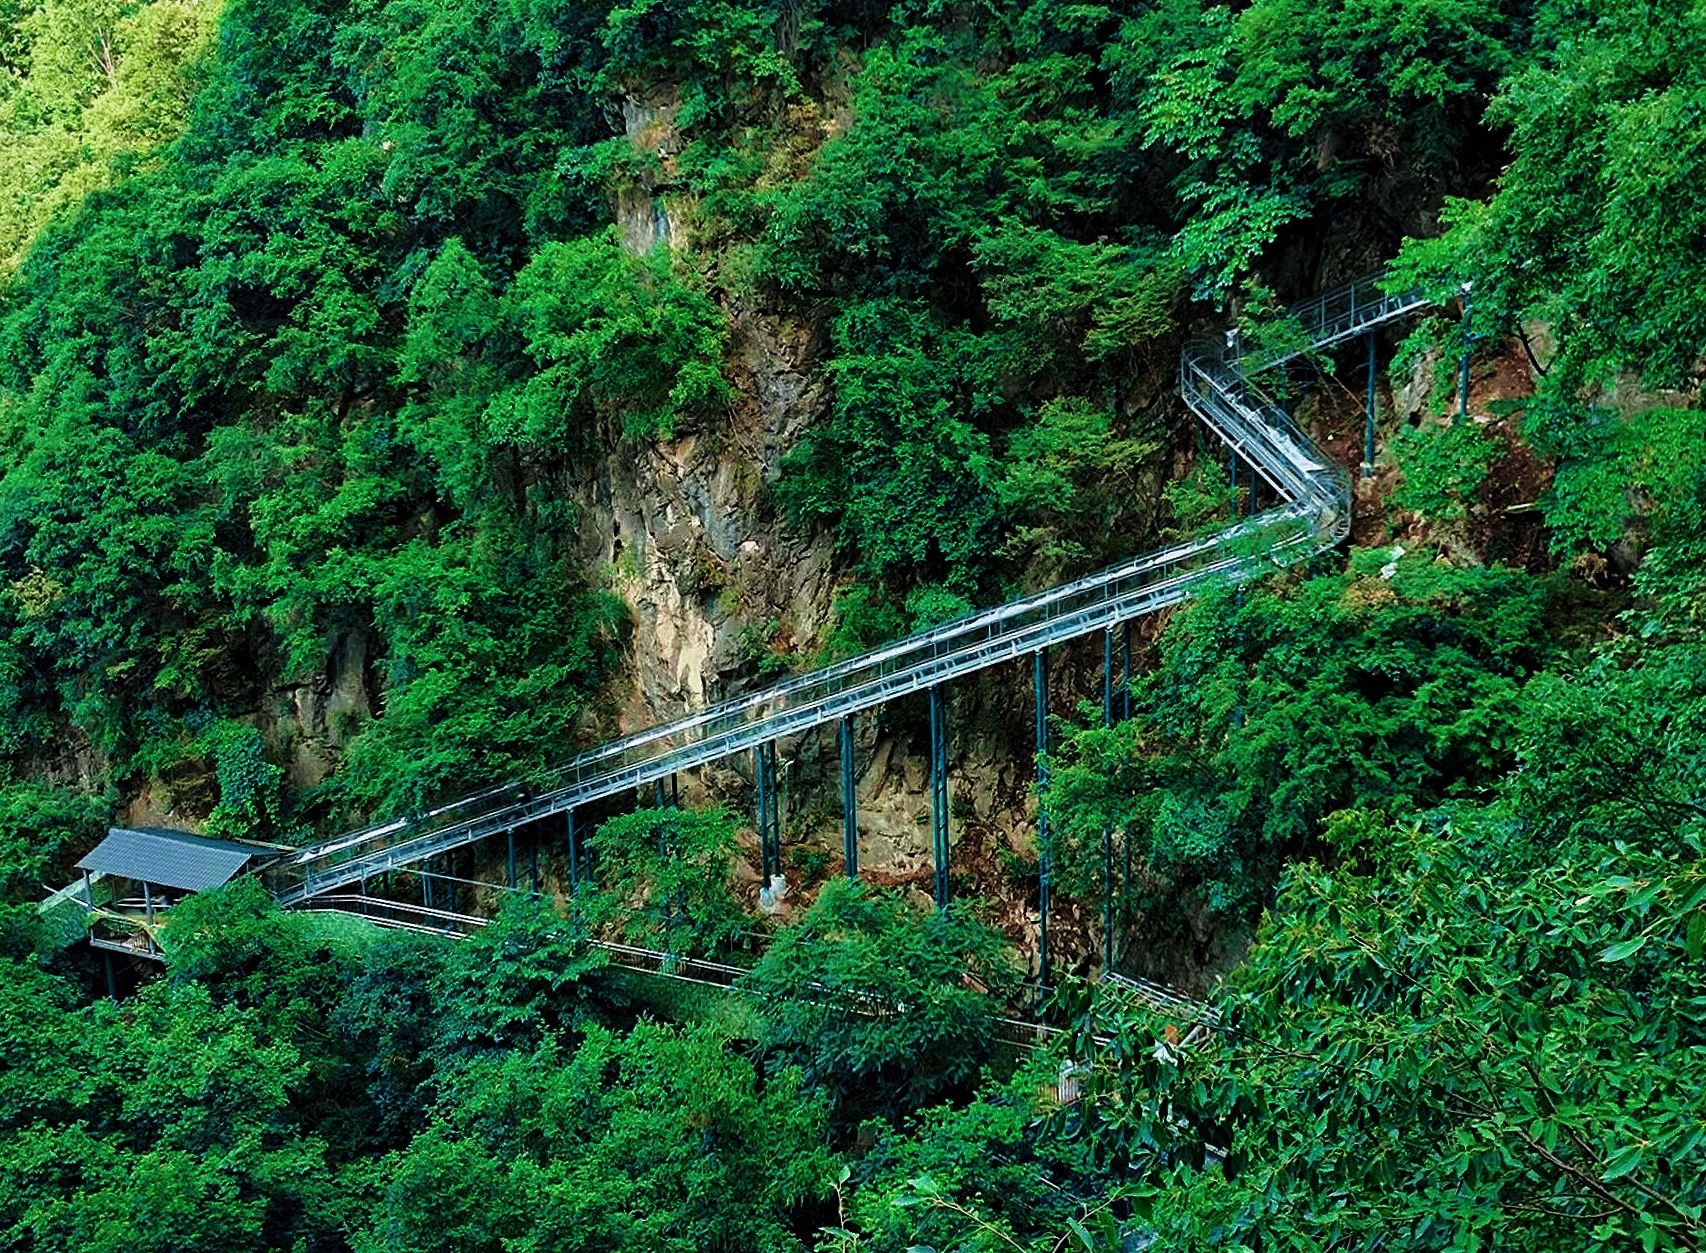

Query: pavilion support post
[840,715,858,880]
[104,951,117,1003]
[142,881,156,956]
[506,830,516,891]
[1034,649,1052,994]
[929,685,951,910]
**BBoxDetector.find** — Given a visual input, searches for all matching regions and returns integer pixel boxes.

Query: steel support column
[1102,626,1114,725]
[1034,649,1052,992]
[506,829,516,891]
[1121,621,1132,723]
[1102,825,1115,970]
[755,741,780,882]
[840,715,858,879]
[565,809,579,898]
[929,685,951,910]
[1362,331,1378,478]
[658,816,673,936]
[1101,629,1115,970]
[1458,282,1473,423]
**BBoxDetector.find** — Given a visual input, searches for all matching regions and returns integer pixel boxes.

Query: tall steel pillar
[755,741,780,881]
[529,836,539,896]
[840,715,858,879]
[1362,331,1378,478]
[928,685,951,910]
[1034,649,1052,992]
[1458,281,1473,423]
[1102,625,1114,724]
[565,809,579,898]
[506,829,516,891]
[1121,621,1133,723]
[658,814,674,936]
[1101,627,1115,970]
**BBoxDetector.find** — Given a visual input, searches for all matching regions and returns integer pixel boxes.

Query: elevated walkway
[267,275,1424,907]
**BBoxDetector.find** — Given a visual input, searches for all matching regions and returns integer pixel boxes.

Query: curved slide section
[269,275,1424,906]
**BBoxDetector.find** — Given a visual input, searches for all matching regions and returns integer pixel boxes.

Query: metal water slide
[267,275,1425,907]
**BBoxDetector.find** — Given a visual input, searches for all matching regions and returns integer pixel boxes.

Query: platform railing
[270,275,1426,906]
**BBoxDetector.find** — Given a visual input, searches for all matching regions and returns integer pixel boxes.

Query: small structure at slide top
[72,827,279,960]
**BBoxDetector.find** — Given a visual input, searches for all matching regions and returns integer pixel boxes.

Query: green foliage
[0,782,104,958]
[427,892,608,1068]
[994,397,1164,582]
[0,0,220,275]
[741,879,1018,1118]
[1129,808,1706,1251]
[1392,0,1706,556]
[493,229,731,444]
[584,804,747,957]
[1047,549,1559,913]
[1390,416,1502,522]
[194,719,287,841]
[1,0,1704,1249]
[778,298,1001,595]
[363,1021,836,1253]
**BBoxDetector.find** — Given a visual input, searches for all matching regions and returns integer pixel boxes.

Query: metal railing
[305,893,1067,1050]
[269,276,1427,906]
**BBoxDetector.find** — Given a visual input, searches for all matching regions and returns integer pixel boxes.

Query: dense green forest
[2,0,1704,1248]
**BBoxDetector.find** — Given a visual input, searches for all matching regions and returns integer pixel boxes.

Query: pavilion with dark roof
[77,827,275,958]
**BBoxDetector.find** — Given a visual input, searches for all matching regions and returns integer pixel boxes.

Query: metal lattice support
[929,686,951,910]
[1035,649,1051,991]
[840,715,858,880]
